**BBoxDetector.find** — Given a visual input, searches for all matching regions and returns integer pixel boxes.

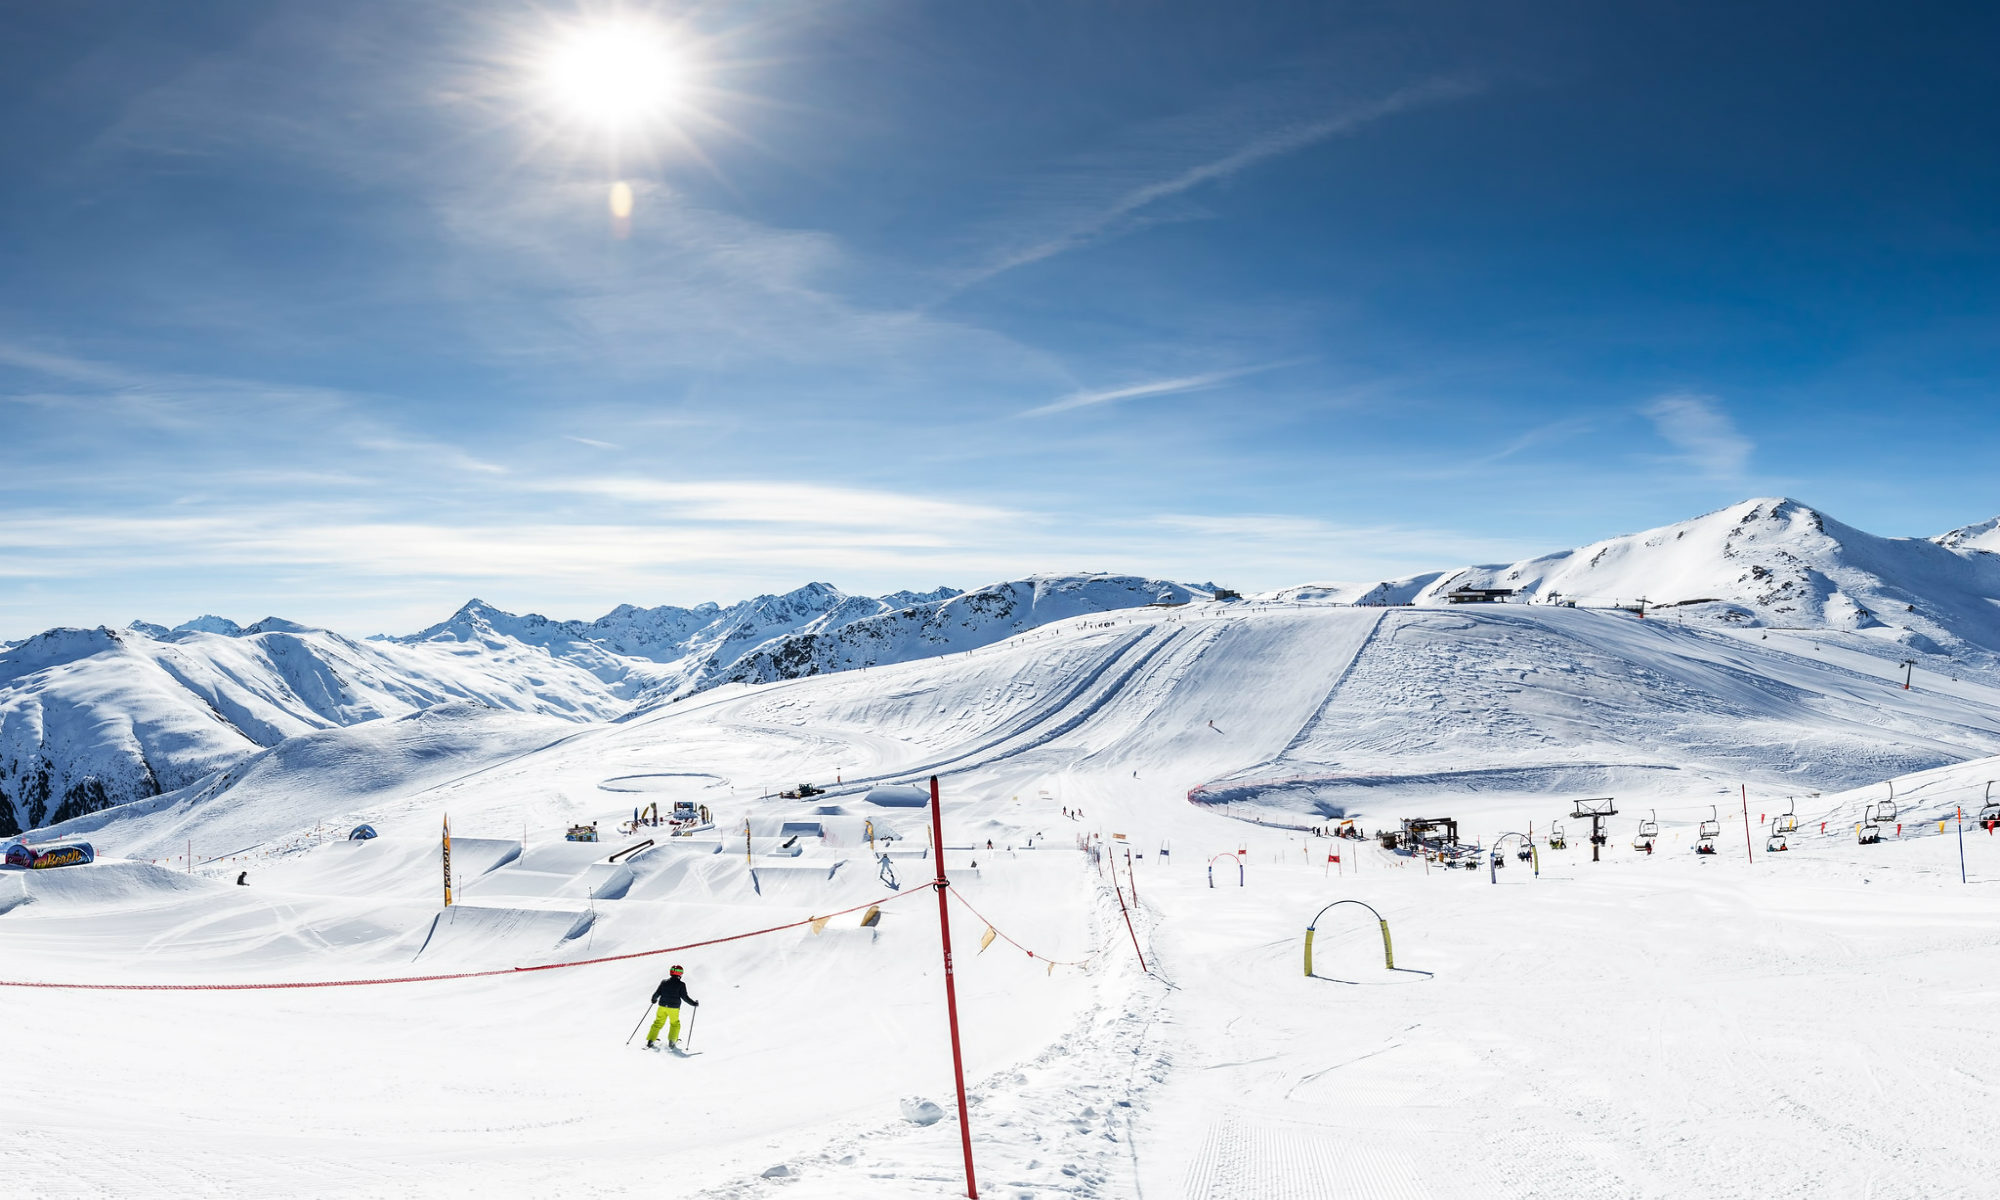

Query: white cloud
[528,477,1021,529]
[1642,392,1753,481]
[1022,363,1293,418]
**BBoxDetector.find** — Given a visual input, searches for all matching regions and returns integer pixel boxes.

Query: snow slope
[3,576,1197,834]
[1938,514,2000,553]
[14,496,2000,845]
[11,599,2000,1196]
[1283,497,2000,663]
[681,574,1214,702]
[0,622,628,836]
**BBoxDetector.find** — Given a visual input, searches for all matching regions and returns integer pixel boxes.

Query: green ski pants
[647,1005,682,1045]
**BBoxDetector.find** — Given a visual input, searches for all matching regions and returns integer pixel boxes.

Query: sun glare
[541,19,687,133]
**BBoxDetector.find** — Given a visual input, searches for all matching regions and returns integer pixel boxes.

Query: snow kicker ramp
[254,835,522,901]
[410,904,595,966]
[0,858,213,913]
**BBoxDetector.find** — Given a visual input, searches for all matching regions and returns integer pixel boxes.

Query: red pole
[1112,873,1149,973]
[1740,785,1754,864]
[928,776,979,1199]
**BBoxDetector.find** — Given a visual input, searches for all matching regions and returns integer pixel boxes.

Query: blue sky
[3,0,1998,637]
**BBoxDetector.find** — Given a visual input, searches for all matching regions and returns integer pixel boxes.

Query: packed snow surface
[8,597,2000,1197]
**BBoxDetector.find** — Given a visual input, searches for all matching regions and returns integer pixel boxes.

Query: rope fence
[0,885,932,993]
[946,885,1099,972]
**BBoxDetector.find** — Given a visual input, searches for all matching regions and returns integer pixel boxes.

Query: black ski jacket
[651,977,698,1008]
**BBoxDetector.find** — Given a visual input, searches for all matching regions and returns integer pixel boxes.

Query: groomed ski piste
[10,599,2000,1197]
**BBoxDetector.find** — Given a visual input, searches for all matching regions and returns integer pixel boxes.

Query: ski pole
[684,1006,699,1051]
[625,1002,655,1047]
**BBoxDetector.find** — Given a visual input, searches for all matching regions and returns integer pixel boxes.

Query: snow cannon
[1304,899,1394,977]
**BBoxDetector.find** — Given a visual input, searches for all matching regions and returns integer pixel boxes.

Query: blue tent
[348,824,379,841]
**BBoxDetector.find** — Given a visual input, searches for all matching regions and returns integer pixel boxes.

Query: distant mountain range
[7,498,2000,839]
[0,574,1203,835]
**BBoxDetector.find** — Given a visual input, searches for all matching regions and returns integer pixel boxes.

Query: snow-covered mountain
[389,582,958,702]
[691,574,1209,703]
[0,620,635,837]
[3,576,1204,834]
[14,498,2000,839]
[1284,498,2000,659]
[1938,516,2000,554]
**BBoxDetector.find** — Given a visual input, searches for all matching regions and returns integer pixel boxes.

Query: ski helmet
[670,965,684,976]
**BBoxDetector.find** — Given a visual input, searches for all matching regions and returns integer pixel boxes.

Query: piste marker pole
[929,776,979,1199]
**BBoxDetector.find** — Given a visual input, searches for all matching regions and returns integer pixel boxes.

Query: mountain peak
[1939,516,2000,553]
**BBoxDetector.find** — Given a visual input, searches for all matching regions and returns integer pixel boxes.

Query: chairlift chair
[1875,799,1898,824]
[1858,805,1882,845]
[1634,809,1659,850]
[1548,821,1567,850]
[1695,804,1720,854]
[1766,823,1790,853]
[1775,797,1800,835]
[1980,801,2000,832]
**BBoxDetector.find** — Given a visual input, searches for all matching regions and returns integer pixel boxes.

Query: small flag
[979,926,997,953]
[1328,853,1340,864]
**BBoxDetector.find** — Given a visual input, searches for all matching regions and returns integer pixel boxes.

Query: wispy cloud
[1022,361,1301,418]
[1643,392,1753,481]
[965,78,1480,290]
[563,434,621,450]
[533,478,1019,529]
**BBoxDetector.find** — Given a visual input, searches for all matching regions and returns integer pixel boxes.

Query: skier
[645,965,699,1050]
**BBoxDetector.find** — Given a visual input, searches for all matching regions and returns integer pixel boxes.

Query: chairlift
[1633,809,1659,850]
[1875,798,1898,824]
[1858,804,1882,845]
[1775,797,1800,835]
[1516,846,1534,862]
[1697,805,1721,841]
[1548,822,1567,850]
[1766,823,1790,853]
[1572,797,1617,858]
[1980,801,2000,832]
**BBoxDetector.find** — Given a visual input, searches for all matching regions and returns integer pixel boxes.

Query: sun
[539,18,688,134]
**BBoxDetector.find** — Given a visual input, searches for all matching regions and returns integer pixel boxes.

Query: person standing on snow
[645,965,699,1050]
